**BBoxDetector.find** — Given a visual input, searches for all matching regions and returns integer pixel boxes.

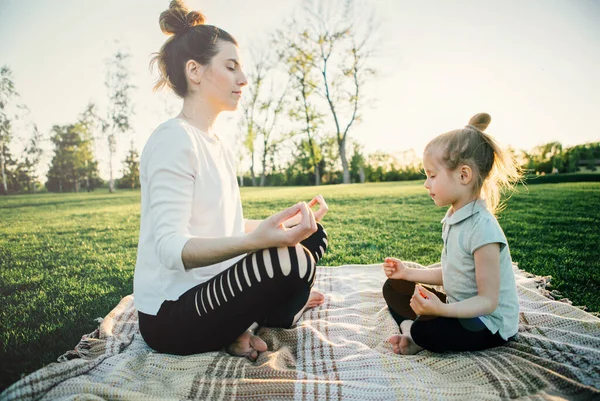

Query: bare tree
[257,75,290,186]
[277,27,325,185]
[21,124,44,193]
[239,45,291,187]
[238,52,265,186]
[304,0,377,184]
[0,66,19,195]
[103,50,135,193]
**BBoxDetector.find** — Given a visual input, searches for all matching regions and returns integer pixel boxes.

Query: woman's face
[200,41,247,112]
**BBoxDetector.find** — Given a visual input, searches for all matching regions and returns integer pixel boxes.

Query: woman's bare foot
[225,330,268,362]
[291,291,325,325]
[306,291,325,309]
[388,334,402,354]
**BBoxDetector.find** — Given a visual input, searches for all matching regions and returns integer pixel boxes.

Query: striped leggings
[138,224,328,355]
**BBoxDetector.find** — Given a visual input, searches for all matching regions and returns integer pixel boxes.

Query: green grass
[1,181,599,391]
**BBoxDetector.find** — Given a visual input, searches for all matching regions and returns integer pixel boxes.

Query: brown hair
[424,113,522,215]
[150,0,238,98]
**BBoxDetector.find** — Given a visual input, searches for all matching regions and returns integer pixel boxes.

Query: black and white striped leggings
[138,224,328,355]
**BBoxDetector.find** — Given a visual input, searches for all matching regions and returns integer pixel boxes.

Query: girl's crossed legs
[382,278,507,354]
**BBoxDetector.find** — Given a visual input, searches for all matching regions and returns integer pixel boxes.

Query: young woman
[134,0,329,362]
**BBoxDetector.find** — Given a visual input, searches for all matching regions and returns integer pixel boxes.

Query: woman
[134,0,329,361]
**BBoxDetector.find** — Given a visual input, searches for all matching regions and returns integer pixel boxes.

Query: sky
[1,0,599,179]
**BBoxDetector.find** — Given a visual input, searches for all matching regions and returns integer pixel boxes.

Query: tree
[349,141,366,183]
[103,50,135,193]
[0,66,19,195]
[118,143,140,189]
[46,118,100,193]
[18,124,44,193]
[303,0,377,184]
[277,27,325,185]
[238,52,264,186]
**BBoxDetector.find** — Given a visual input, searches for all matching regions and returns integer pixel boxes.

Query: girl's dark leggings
[382,278,508,353]
[138,224,328,355]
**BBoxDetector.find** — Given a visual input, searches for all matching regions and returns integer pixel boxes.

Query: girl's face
[200,41,247,112]
[422,151,463,209]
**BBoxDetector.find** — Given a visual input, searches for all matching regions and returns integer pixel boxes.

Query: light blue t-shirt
[441,199,519,340]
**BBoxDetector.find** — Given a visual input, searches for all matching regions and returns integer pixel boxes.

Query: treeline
[1,49,137,195]
[1,0,599,195]
[522,141,600,174]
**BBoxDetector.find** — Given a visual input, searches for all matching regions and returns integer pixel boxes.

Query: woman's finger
[271,203,302,226]
[285,202,311,242]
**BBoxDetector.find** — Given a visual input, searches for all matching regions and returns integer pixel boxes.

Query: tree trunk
[250,151,256,187]
[359,165,365,183]
[108,150,115,193]
[0,145,7,195]
[339,138,350,184]
[315,164,321,186]
[260,144,267,187]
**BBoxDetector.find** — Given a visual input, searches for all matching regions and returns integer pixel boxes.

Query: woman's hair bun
[467,113,491,132]
[159,0,206,36]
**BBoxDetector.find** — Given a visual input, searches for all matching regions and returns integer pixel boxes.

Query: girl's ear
[459,165,473,185]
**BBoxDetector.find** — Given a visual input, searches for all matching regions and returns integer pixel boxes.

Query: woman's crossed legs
[138,224,328,360]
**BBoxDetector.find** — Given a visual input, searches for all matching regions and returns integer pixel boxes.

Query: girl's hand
[250,202,317,249]
[308,195,328,222]
[410,285,443,316]
[383,257,407,280]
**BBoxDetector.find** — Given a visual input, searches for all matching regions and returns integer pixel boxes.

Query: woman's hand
[409,285,443,316]
[282,195,328,228]
[308,195,328,222]
[383,257,408,280]
[249,202,317,249]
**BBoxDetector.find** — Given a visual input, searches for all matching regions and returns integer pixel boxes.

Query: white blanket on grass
[2,263,599,400]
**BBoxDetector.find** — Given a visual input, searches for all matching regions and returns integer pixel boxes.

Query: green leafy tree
[118,143,140,189]
[349,142,366,183]
[46,121,100,193]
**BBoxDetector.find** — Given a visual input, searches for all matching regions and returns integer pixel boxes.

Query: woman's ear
[459,165,473,185]
[185,60,205,85]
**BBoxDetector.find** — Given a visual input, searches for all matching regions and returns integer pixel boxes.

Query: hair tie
[465,124,481,132]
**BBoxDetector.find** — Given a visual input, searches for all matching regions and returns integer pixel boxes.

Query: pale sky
[1,0,599,179]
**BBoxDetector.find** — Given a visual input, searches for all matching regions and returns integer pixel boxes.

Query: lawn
[1,181,599,392]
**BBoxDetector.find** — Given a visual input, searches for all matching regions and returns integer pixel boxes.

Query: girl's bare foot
[225,330,268,362]
[398,335,424,355]
[397,319,424,355]
[291,291,325,325]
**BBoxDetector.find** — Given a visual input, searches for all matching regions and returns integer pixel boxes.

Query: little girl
[383,113,521,355]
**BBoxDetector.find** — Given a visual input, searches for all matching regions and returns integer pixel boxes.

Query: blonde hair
[150,0,237,98]
[424,113,522,215]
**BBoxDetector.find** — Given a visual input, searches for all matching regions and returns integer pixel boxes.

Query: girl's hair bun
[159,0,206,36]
[467,113,492,132]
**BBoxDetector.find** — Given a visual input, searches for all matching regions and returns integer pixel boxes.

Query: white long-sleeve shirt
[133,118,245,315]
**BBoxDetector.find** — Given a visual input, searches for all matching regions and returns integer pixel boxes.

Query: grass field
[1,181,599,391]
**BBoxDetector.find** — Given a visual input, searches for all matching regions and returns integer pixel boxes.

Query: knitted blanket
[2,264,599,400]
